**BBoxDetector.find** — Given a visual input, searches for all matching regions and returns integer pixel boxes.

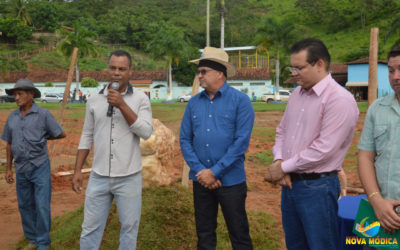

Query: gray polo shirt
[1,103,64,173]
[78,84,153,177]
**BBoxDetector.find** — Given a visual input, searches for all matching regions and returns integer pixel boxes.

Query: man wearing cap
[1,78,66,250]
[180,47,254,249]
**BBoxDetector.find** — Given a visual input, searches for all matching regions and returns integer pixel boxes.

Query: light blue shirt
[179,82,255,186]
[358,94,400,200]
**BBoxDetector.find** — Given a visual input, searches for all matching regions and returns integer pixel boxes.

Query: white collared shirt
[78,84,153,177]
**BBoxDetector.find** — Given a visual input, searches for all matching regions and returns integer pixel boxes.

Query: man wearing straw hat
[1,78,66,250]
[180,47,254,249]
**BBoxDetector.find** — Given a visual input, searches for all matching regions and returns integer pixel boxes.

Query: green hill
[1,0,399,73]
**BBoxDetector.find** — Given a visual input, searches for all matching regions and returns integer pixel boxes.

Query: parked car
[0,95,15,103]
[41,93,69,103]
[261,90,291,103]
[177,93,192,102]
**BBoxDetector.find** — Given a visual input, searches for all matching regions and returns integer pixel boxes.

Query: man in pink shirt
[265,38,359,249]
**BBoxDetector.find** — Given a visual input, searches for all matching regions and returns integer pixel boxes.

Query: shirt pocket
[191,113,201,129]
[217,109,235,130]
[373,126,388,155]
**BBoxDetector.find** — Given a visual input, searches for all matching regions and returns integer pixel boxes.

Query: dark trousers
[193,181,253,250]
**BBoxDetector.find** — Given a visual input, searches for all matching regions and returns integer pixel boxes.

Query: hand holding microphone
[107,82,120,117]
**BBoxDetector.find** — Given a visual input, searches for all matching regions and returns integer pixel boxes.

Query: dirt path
[0,110,365,250]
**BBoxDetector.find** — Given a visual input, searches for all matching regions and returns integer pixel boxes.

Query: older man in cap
[180,47,254,249]
[1,79,66,250]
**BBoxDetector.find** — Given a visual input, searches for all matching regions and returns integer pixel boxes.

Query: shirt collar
[17,102,39,116]
[99,83,133,96]
[200,82,229,98]
[310,74,331,96]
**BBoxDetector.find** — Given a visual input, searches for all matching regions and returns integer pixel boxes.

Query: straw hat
[190,47,236,77]
[6,78,41,98]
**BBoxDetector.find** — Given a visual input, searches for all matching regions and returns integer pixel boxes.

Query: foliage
[5,0,31,25]
[28,1,61,32]
[81,77,99,87]
[7,58,27,71]
[44,81,53,87]
[0,17,32,43]
[56,22,98,60]
[0,55,9,76]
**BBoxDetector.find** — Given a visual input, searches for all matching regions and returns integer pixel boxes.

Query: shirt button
[206,144,209,147]
[209,115,212,118]
[110,154,113,159]
[111,139,114,144]
[207,159,210,163]
[301,108,305,112]
[287,150,290,153]
[193,115,196,118]
[296,122,300,126]
[207,129,210,132]
[291,136,295,139]
[210,101,213,104]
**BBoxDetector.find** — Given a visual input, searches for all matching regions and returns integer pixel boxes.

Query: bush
[0,18,32,43]
[81,77,99,87]
[8,59,27,72]
[45,82,53,87]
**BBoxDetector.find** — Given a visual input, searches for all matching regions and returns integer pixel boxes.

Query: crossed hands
[264,160,292,189]
[370,195,400,234]
[196,169,221,190]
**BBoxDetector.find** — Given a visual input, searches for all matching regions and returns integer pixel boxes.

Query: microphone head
[111,82,120,90]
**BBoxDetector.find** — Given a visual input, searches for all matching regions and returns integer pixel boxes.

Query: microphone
[106,82,120,117]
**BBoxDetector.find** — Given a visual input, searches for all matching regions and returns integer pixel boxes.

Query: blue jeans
[80,171,142,250]
[16,159,51,250]
[281,175,340,250]
[193,181,253,250]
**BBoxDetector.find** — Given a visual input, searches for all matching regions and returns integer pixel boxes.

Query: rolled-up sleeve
[78,98,95,150]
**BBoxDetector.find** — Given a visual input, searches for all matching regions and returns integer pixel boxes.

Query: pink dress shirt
[272,74,359,173]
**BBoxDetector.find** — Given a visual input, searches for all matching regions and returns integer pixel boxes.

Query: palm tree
[147,22,192,101]
[7,0,31,25]
[254,17,296,100]
[56,22,98,99]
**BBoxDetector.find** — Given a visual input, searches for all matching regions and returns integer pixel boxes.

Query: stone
[140,119,175,187]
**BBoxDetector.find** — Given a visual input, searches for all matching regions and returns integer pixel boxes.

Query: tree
[56,22,98,99]
[385,16,400,48]
[29,1,60,32]
[146,22,194,100]
[6,0,31,25]
[254,17,296,100]
[81,77,99,87]
[0,17,32,42]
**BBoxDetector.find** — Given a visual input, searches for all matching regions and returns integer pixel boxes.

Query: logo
[355,217,380,237]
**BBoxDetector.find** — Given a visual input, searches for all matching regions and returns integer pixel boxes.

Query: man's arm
[72,149,90,194]
[108,89,153,139]
[47,131,66,140]
[358,150,400,232]
[5,143,14,184]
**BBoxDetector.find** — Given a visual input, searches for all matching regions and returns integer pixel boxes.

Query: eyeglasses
[196,69,214,75]
[288,64,310,74]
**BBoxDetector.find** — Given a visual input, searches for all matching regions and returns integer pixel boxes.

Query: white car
[41,93,68,103]
[261,90,291,103]
[177,93,192,102]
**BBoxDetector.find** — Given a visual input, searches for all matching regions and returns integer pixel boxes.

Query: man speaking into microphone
[72,50,153,250]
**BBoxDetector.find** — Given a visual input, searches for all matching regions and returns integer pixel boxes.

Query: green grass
[248,150,274,166]
[151,102,187,122]
[15,184,280,249]
[251,126,276,143]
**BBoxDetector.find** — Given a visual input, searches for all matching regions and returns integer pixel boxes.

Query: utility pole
[206,0,210,46]
[368,27,378,106]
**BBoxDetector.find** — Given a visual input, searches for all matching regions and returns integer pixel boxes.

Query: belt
[290,171,338,181]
